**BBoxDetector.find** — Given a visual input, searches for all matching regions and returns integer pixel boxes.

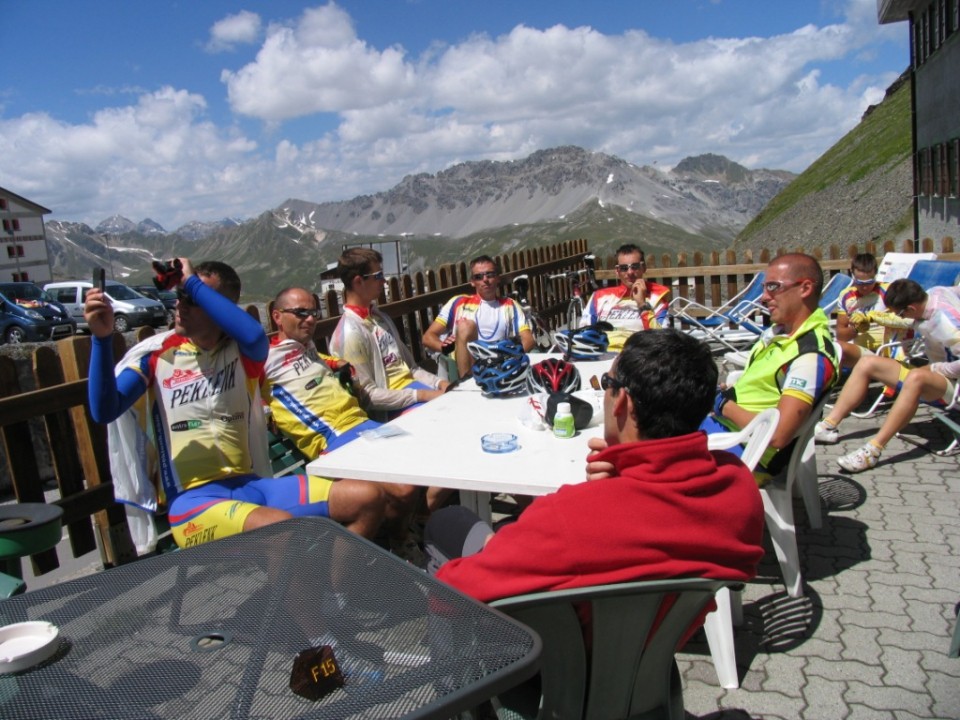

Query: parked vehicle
[132,285,176,325]
[44,280,168,333]
[0,282,76,344]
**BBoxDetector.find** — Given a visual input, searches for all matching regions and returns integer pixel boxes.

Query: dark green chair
[0,503,64,597]
[267,428,309,477]
[489,577,740,720]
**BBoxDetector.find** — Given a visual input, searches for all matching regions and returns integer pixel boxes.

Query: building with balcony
[0,186,53,283]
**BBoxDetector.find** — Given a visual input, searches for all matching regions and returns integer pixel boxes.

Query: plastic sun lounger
[669,272,768,351]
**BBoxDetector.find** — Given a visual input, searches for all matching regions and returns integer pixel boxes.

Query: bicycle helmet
[527,358,581,395]
[553,325,610,360]
[467,338,526,362]
[472,355,530,397]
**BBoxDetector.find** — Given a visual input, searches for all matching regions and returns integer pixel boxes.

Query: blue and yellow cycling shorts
[168,473,334,548]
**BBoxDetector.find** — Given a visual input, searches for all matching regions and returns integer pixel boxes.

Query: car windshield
[0,283,55,303]
[106,283,145,301]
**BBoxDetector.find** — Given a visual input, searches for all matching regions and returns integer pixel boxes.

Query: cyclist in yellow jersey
[86,258,386,548]
[266,287,422,558]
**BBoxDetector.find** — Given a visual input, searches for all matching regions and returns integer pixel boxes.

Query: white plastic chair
[703,408,779,689]
[760,392,833,598]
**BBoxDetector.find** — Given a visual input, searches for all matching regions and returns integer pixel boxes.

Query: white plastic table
[306,358,611,521]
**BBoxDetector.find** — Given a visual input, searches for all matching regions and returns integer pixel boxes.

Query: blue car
[0,282,76,344]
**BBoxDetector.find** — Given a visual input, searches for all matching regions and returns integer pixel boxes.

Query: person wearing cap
[422,255,535,379]
[580,243,668,351]
[330,247,448,420]
[425,329,763,605]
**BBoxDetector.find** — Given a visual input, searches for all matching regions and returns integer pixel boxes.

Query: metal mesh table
[0,517,540,719]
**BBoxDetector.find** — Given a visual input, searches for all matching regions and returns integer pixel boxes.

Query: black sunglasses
[176,288,195,307]
[471,271,499,281]
[616,262,645,272]
[599,371,625,393]
[362,270,385,281]
[278,307,321,320]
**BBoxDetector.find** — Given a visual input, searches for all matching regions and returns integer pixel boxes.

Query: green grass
[739,77,912,241]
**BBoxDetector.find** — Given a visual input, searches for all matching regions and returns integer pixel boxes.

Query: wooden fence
[2,236,957,579]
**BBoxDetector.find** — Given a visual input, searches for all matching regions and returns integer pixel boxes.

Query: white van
[44,280,169,333]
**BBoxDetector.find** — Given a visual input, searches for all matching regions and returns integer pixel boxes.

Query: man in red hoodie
[427,328,764,602]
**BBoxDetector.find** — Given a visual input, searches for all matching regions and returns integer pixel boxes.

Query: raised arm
[84,288,147,423]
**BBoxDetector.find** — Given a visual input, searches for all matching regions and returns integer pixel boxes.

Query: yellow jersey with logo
[123,332,264,499]
[264,336,369,457]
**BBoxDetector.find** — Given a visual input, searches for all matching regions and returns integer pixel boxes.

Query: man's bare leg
[327,479,386,539]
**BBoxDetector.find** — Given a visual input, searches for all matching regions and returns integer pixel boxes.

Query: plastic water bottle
[553,402,575,439]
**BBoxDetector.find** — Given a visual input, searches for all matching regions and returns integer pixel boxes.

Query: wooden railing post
[57,334,138,567]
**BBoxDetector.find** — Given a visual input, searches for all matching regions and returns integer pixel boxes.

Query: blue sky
[0,0,909,230]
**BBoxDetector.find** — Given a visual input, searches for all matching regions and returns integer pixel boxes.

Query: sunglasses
[471,271,499,281]
[616,262,645,272]
[278,307,321,320]
[853,277,877,286]
[363,270,385,281]
[894,305,911,318]
[762,279,809,295]
[176,288,195,307]
[599,372,625,393]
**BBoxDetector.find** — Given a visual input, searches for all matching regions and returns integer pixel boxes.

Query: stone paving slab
[679,399,960,720]
[4,381,959,719]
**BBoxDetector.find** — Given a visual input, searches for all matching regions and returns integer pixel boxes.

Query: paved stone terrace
[678,397,960,720]
[6,383,959,719]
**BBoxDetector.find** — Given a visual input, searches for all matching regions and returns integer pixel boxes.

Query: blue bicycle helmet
[472,355,531,397]
[554,326,610,359]
[467,338,526,362]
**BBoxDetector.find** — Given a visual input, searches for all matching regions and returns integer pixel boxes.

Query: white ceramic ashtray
[0,621,60,673]
[481,433,519,453]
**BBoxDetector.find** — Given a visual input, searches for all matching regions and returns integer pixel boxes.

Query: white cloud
[207,10,263,53]
[221,4,417,121]
[0,0,909,229]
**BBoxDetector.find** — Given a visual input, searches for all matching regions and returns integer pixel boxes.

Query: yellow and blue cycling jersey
[264,335,379,457]
[89,274,337,549]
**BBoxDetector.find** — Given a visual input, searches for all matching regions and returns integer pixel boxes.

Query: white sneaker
[837,443,881,473]
[814,421,840,444]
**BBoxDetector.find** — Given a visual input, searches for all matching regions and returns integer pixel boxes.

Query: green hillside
[737,74,912,243]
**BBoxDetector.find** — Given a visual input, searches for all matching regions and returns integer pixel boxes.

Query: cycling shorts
[168,473,334,548]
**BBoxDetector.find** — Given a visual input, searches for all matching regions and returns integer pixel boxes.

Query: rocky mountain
[137,218,166,235]
[174,217,243,241]
[275,146,791,243]
[43,148,793,298]
[95,214,137,235]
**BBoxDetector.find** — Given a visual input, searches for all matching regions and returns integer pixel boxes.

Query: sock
[821,418,838,430]
[868,439,884,453]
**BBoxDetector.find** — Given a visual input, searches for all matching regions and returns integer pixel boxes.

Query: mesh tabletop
[0,517,540,719]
